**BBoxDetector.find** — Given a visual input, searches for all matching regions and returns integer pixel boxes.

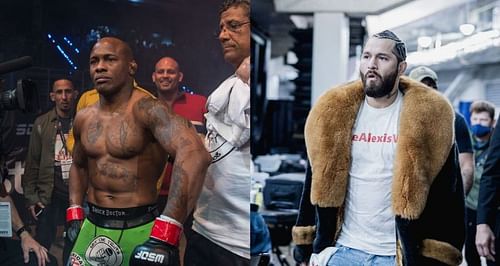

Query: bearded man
[292,30,465,266]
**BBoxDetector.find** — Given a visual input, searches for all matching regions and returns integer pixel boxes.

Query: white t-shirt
[192,75,250,259]
[336,91,403,256]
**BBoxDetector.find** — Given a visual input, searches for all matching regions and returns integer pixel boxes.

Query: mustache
[365,70,381,79]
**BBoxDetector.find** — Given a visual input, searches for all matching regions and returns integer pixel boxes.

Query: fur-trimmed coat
[292,77,465,265]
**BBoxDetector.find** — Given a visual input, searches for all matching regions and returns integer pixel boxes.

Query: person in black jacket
[476,118,500,263]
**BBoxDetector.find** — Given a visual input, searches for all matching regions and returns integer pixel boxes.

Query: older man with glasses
[184,0,251,266]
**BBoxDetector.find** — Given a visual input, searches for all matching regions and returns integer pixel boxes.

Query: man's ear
[398,61,407,75]
[72,90,79,100]
[179,72,184,83]
[129,60,138,76]
[49,92,55,102]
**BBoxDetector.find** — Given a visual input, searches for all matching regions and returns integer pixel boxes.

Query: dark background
[0,0,232,109]
[0,0,232,222]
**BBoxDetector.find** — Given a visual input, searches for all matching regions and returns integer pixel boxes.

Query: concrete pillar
[311,12,350,104]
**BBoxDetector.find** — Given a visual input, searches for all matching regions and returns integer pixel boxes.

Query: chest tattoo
[120,121,129,147]
[87,120,103,144]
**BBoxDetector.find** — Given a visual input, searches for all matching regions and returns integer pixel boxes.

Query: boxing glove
[65,205,84,245]
[130,215,182,266]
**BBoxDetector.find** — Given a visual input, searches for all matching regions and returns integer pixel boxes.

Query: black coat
[293,77,465,265]
[477,118,500,226]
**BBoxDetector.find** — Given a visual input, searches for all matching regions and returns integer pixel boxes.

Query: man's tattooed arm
[135,97,211,223]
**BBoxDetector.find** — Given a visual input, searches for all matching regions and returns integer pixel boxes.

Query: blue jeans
[327,244,396,266]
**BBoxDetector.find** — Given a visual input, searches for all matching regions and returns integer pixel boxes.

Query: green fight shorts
[69,203,159,266]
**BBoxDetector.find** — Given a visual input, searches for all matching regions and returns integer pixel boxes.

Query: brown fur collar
[304,76,454,219]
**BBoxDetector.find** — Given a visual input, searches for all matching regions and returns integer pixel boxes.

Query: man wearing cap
[408,66,474,195]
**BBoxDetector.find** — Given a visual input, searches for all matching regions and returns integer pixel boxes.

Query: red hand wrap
[66,206,84,222]
[150,217,183,246]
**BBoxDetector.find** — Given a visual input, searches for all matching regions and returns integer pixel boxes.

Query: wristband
[66,206,84,222]
[150,215,183,246]
[16,226,31,238]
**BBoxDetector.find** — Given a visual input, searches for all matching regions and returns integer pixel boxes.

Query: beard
[360,68,398,98]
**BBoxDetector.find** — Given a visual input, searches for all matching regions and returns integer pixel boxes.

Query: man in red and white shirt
[152,56,207,210]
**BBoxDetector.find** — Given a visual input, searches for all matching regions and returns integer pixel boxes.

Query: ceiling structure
[273,0,412,14]
[252,0,414,58]
[253,0,500,109]
[253,0,499,61]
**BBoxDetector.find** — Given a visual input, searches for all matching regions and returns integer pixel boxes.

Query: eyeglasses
[216,20,250,36]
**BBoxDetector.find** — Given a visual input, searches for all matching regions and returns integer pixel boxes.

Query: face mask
[471,124,492,138]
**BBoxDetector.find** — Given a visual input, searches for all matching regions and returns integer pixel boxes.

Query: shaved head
[89,36,137,97]
[155,57,180,72]
[152,56,184,96]
[93,37,134,62]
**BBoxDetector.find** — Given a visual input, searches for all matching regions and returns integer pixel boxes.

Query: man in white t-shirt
[293,30,465,265]
[184,0,250,265]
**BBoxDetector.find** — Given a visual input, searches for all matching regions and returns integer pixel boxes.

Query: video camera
[0,56,39,113]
